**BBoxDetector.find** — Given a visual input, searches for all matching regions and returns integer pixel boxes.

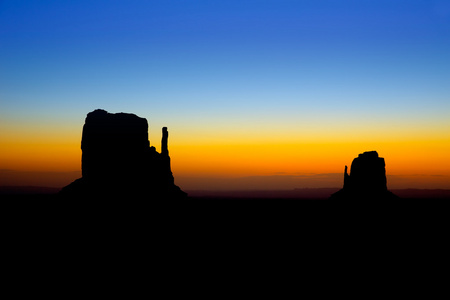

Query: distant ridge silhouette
[330,151,398,200]
[59,109,187,199]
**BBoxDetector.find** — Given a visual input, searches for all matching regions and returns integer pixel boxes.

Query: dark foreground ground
[3,186,450,229]
[0,187,450,213]
[2,187,449,298]
[2,186,450,200]
[2,185,449,278]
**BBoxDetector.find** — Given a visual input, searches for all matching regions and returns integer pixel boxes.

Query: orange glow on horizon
[1,123,449,189]
[170,138,450,178]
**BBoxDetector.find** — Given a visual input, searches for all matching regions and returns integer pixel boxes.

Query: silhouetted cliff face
[344,151,387,192]
[331,151,397,200]
[60,109,187,198]
[81,109,149,181]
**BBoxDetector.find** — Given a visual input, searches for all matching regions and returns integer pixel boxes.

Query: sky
[1,0,450,190]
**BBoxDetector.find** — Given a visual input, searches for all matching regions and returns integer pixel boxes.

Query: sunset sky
[1,0,450,190]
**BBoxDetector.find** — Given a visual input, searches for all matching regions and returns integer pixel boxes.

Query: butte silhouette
[60,109,187,199]
[330,151,398,200]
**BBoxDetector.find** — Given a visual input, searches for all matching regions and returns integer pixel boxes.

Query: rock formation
[59,109,187,198]
[330,151,398,200]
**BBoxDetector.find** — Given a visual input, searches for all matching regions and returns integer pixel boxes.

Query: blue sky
[2,0,449,121]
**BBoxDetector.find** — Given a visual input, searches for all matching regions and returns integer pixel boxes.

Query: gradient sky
[1,0,450,190]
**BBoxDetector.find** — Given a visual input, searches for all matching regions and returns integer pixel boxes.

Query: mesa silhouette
[330,151,398,200]
[59,109,187,199]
